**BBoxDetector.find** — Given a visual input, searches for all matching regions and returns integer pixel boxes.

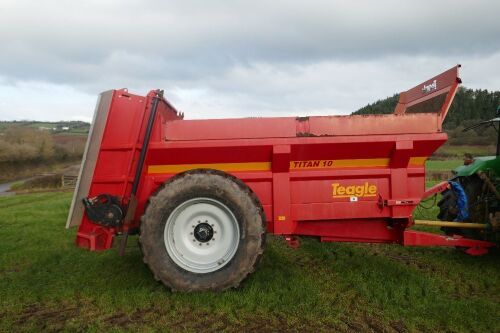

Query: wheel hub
[163,197,240,274]
[194,222,214,243]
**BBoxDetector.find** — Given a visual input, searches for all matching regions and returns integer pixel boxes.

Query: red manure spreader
[67,65,496,291]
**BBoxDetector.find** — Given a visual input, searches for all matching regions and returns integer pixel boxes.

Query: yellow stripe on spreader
[334,158,389,168]
[148,162,271,174]
[148,157,428,174]
[409,156,428,166]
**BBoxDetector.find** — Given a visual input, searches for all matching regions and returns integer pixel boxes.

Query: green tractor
[437,107,500,243]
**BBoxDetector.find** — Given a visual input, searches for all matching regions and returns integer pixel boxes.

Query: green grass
[0,192,499,332]
[426,159,463,171]
[426,144,496,172]
[435,145,495,158]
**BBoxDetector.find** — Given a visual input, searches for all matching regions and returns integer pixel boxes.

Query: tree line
[0,127,85,163]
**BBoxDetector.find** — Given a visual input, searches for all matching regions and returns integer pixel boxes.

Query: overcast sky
[1,0,499,122]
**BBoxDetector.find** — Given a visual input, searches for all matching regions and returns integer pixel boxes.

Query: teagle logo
[422,80,437,93]
[332,182,377,198]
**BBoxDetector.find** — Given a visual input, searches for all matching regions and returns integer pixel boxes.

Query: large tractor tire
[438,175,485,239]
[139,169,266,292]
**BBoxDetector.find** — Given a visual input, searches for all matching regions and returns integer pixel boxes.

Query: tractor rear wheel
[139,169,266,292]
[438,175,484,239]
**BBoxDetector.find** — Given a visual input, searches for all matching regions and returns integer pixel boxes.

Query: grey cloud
[2,0,500,86]
[0,1,499,121]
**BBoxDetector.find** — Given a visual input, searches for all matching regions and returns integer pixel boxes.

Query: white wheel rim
[163,197,240,274]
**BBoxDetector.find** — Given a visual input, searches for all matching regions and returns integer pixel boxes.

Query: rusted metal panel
[165,117,297,141]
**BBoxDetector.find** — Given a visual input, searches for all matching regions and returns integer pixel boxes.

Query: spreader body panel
[68,65,492,253]
[142,128,444,240]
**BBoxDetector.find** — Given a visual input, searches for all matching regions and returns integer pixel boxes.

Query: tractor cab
[454,106,500,177]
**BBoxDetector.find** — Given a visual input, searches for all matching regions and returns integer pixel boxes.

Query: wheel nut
[190,232,193,235]
[206,243,210,246]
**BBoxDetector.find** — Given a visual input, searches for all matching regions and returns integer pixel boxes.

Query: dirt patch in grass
[103,309,150,328]
[11,304,81,331]
[0,263,29,277]
[161,309,343,333]
[338,313,407,333]
[389,319,408,333]
[8,302,348,333]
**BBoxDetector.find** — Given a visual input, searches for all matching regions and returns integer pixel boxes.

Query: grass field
[434,145,495,158]
[0,121,89,135]
[426,143,497,172]
[0,192,499,332]
[425,159,463,171]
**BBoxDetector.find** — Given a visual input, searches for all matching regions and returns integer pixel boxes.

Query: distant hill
[0,120,90,135]
[352,87,500,145]
[0,120,89,182]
